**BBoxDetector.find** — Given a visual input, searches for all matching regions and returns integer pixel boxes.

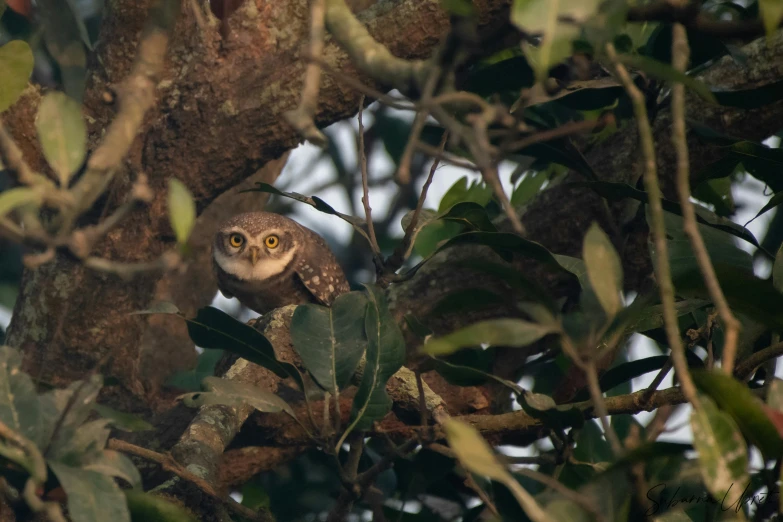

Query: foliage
[0,345,189,522]
[4,0,783,521]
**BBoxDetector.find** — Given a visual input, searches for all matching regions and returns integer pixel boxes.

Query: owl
[212,212,350,315]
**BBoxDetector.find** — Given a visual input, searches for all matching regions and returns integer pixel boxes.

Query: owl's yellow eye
[265,235,279,249]
[229,233,244,248]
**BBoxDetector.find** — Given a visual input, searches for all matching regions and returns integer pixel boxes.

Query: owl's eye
[228,233,244,248]
[265,235,279,249]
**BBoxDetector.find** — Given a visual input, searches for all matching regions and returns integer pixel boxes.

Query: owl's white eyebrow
[224,227,285,237]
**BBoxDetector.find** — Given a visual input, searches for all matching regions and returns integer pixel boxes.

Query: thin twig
[606,42,700,407]
[501,113,613,155]
[357,96,383,269]
[108,439,270,522]
[641,358,672,404]
[414,141,479,171]
[284,0,328,147]
[584,361,623,456]
[735,340,783,380]
[462,469,500,517]
[515,467,604,522]
[396,65,442,184]
[328,433,366,522]
[0,420,47,483]
[385,132,446,273]
[670,23,741,375]
[22,480,68,522]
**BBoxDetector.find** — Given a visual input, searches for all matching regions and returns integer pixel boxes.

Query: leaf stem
[605,42,700,407]
[669,23,741,375]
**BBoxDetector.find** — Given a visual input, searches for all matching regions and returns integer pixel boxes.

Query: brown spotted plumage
[212,212,350,315]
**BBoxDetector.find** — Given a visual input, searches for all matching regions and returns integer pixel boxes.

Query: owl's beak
[248,246,260,265]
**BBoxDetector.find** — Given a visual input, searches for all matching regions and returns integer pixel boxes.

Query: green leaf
[421,318,559,356]
[37,0,87,101]
[624,299,710,334]
[712,79,783,109]
[693,177,734,217]
[518,391,584,431]
[443,419,509,481]
[43,375,104,458]
[553,254,588,288]
[35,92,86,186]
[760,0,783,40]
[692,370,783,458]
[167,179,196,245]
[457,259,560,314]
[439,0,475,17]
[673,264,783,331]
[573,419,613,465]
[181,376,296,419]
[84,450,142,488]
[91,404,154,432]
[341,285,405,444]
[0,40,34,113]
[581,180,761,249]
[511,0,602,81]
[511,170,548,207]
[0,345,46,446]
[655,210,754,282]
[436,231,569,268]
[617,54,716,103]
[155,305,302,386]
[240,478,271,511]
[727,140,783,192]
[47,418,111,464]
[572,356,667,402]
[0,187,43,219]
[690,396,750,507]
[438,177,493,212]
[443,419,554,522]
[438,201,497,232]
[125,490,199,522]
[746,190,783,226]
[49,462,131,522]
[430,350,518,389]
[582,223,622,319]
[166,349,225,392]
[291,291,368,394]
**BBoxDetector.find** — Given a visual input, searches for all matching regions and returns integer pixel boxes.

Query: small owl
[212,212,350,315]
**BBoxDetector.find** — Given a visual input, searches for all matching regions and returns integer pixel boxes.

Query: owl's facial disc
[215,227,297,281]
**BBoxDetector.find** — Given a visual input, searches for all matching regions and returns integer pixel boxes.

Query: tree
[2,0,783,520]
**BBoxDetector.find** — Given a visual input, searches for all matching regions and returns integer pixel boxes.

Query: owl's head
[212,212,301,282]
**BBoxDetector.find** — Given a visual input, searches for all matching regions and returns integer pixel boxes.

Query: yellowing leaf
[511,0,601,80]
[0,40,34,113]
[36,92,86,186]
[444,419,554,522]
[583,222,623,319]
[420,318,559,356]
[690,396,749,509]
[0,187,42,218]
[760,0,783,41]
[167,178,196,245]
